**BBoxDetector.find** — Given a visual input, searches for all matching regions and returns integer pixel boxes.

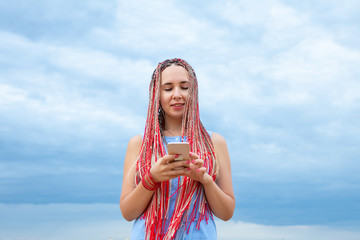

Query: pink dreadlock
[135,58,218,240]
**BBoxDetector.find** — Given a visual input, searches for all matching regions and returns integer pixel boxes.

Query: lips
[171,103,185,109]
[171,103,185,107]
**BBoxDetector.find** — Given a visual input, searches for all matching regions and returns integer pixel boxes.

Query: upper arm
[120,134,143,201]
[211,132,235,199]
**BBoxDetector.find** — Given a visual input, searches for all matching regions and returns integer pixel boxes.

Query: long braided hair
[135,58,218,240]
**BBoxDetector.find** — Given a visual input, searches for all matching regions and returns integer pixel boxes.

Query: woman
[120,58,235,240]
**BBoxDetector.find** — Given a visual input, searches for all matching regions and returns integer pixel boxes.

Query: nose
[173,87,181,99]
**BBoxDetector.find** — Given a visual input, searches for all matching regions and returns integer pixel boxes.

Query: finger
[161,155,177,164]
[189,152,199,159]
[195,167,206,173]
[170,160,190,169]
[167,167,189,178]
[182,166,206,178]
[190,159,204,167]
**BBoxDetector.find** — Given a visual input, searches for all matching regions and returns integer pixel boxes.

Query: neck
[164,116,183,136]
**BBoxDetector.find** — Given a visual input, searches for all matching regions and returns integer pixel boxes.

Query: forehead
[161,65,189,84]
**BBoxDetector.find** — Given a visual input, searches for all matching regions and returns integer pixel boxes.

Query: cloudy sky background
[0,0,360,239]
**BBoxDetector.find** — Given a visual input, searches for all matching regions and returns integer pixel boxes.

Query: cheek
[160,92,169,106]
[182,90,189,100]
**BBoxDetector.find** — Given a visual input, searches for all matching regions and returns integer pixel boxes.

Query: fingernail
[191,160,196,164]
[196,169,200,172]
[187,168,191,171]
[175,154,179,158]
[186,160,190,164]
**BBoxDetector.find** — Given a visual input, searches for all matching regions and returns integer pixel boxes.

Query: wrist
[142,171,160,191]
[200,173,214,187]
[149,168,160,183]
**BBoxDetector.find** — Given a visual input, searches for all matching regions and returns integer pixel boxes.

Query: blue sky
[1,0,360,239]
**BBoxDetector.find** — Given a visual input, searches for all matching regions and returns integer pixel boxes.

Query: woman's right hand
[150,154,190,182]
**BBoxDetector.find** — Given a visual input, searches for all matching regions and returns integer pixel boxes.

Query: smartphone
[167,142,190,161]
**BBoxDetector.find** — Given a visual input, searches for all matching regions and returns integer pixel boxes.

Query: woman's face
[160,65,190,121]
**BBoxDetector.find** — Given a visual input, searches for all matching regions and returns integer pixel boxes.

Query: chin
[167,113,184,120]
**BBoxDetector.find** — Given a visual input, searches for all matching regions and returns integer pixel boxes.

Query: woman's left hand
[184,152,213,185]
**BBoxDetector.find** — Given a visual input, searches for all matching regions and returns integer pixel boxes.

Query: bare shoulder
[210,132,230,165]
[128,134,143,148]
[125,134,143,162]
[210,132,228,148]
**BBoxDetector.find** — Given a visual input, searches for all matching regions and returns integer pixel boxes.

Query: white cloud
[216,1,275,26]
[0,31,151,147]
[194,1,360,110]
[0,203,132,240]
[0,81,144,143]
[48,46,154,84]
[88,0,227,56]
[251,143,283,154]
[0,0,359,227]
[1,203,359,240]
[216,220,360,240]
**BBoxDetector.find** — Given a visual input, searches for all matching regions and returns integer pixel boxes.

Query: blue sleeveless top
[130,135,217,240]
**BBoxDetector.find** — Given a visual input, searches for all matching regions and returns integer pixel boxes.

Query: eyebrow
[161,81,189,86]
